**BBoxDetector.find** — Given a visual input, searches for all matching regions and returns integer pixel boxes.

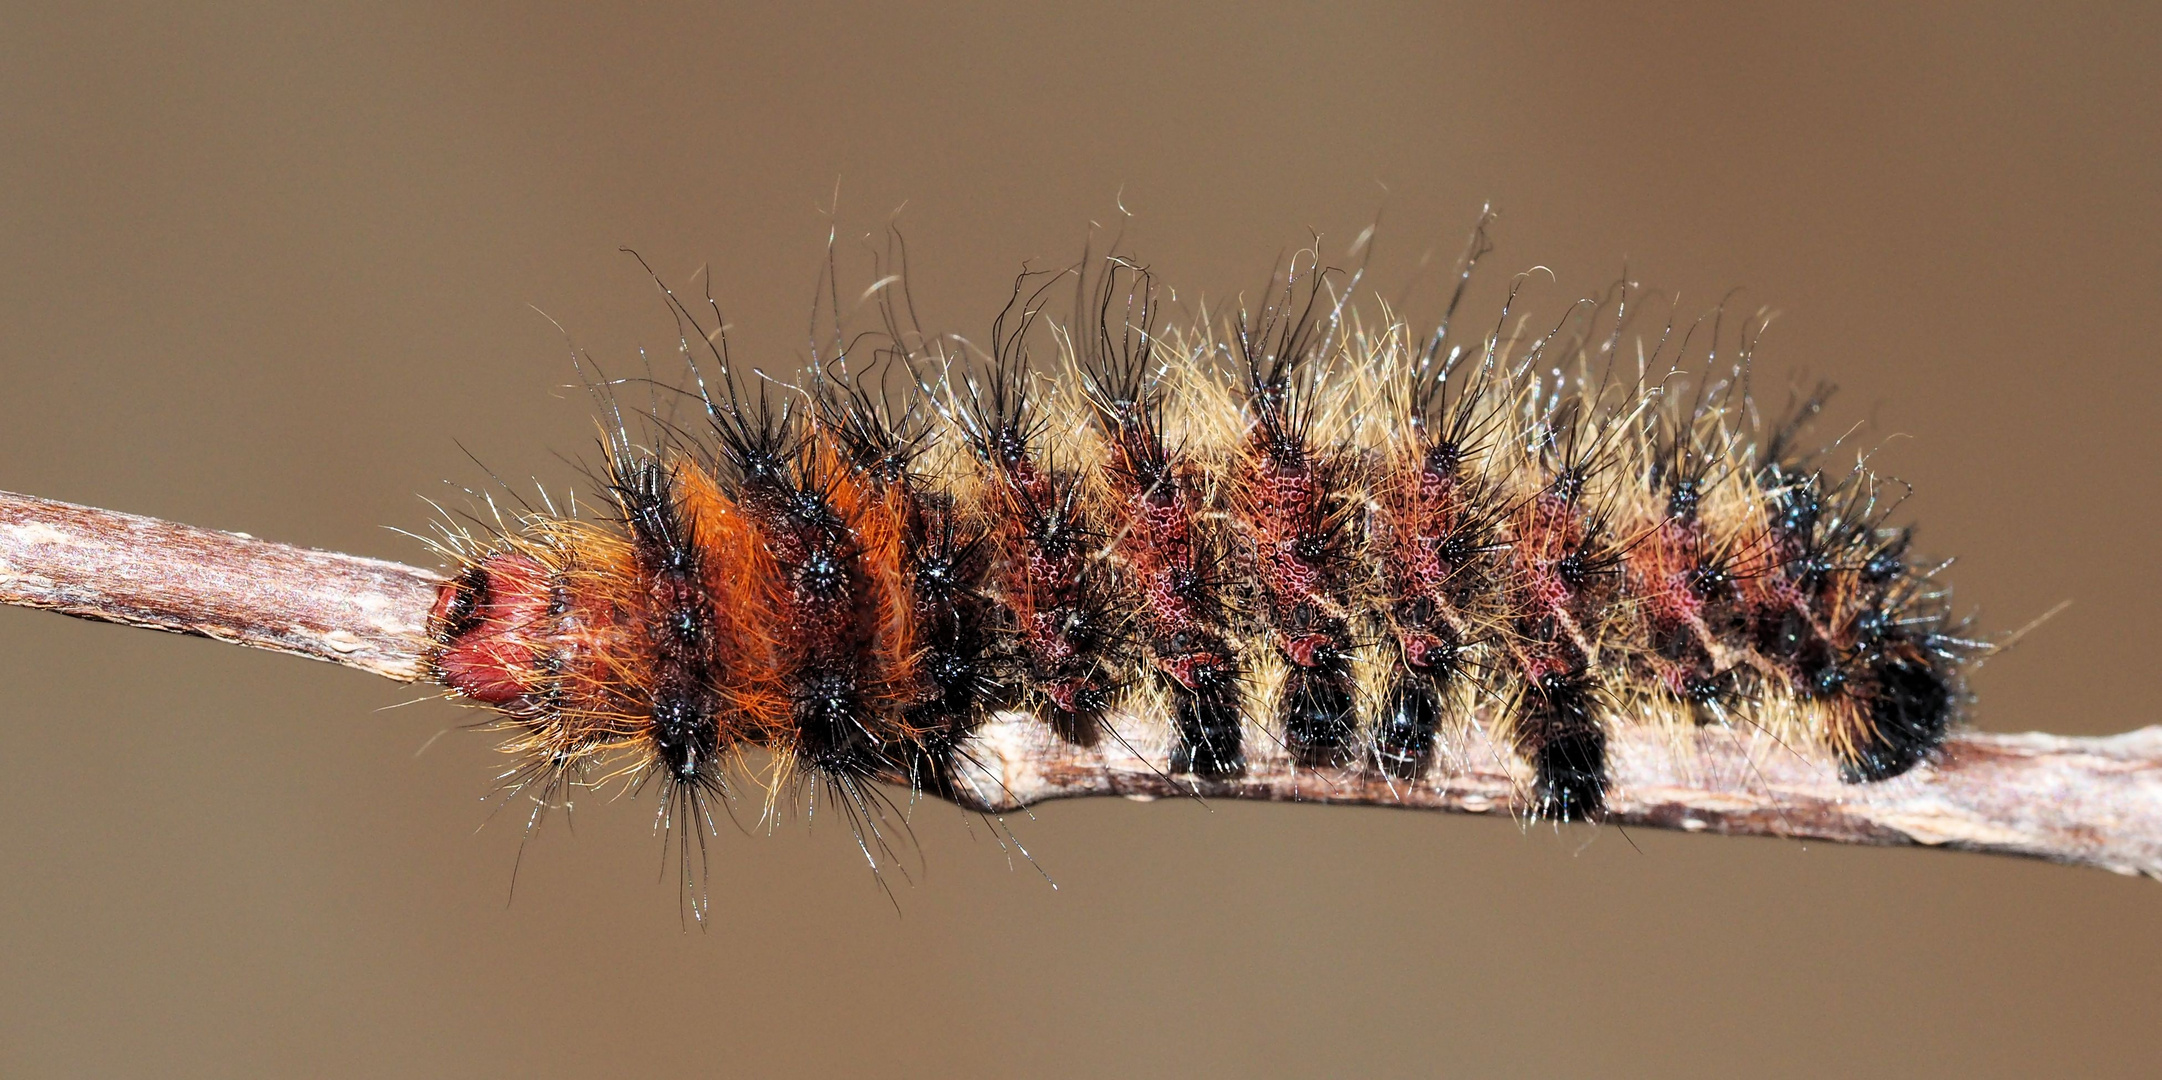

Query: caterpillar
[423,218,1981,897]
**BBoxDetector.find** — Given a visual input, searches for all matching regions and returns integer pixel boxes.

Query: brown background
[3,3,2158,1076]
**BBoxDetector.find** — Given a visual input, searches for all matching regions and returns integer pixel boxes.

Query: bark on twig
[4,489,2159,879]
[0,490,439,681]
[948,712,2162,878]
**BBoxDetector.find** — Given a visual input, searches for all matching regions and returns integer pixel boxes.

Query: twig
[5,489,2159,878]
[0,490,438,681]
[949,713,2162,877]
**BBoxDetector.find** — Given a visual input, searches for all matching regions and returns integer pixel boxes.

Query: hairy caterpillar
[418,216,1982,906]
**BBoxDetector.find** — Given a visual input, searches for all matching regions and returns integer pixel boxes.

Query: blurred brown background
[3,2,2158,1076]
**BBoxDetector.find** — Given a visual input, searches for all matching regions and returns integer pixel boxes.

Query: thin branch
[0,490,438,681]
[5,489,2158,879]
[949,713,2162,878]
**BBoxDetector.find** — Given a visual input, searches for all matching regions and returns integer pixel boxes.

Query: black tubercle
[1049,685,1112,749]
[1688,556,1732,601]
[1170,678,1246,780]
[435,563,489,643]
[1842,656,1952,782]
[817,371,932,488]
[1862,529,1911,585]
[1281,660,1358,768]
[1236,257,1342,470]
[706,388,798,495]
[1769,472,1823,541]
[1666,477,1701,520]
[1076,256,1172,491]
[793,670,886,780]
[961,267,1058,470]
[1375,674,1442,780]
[1424,440,1464,477]
[1517,670,1608,820]
[651,690,720,783]
[615,458,692,572]
[1682,668,1740,720]
[1551,466,1590,504]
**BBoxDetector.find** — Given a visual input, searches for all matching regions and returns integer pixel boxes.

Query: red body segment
[1378,455,1481,673]
[1239,446,1347,667]
[1505,490,1597,682]
[432,552,552,707]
